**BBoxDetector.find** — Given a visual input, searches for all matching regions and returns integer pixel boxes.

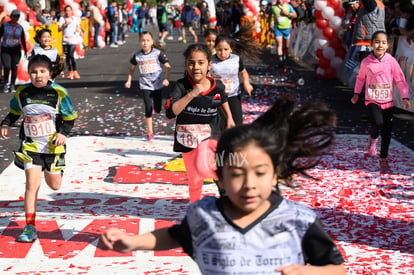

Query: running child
[124,31,171,141]
[100,97,346,275]
[210,28,258,125]
[203,28,218,55]
[30,28,64,80]
[0,54,78,242]
[166,43,234,203]
[351,30,411,172]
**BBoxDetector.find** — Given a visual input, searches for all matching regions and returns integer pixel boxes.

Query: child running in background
[0,55,78,242]
[30,28,64,81]
[124,31,171,141]
[166,43,234,203]
[210,24,260,125]
[203,28,218,55]
[351,31,411,172]
[100,97,346,275]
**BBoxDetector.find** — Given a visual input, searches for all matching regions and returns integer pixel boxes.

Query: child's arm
[276,263,346,275]
[170,84,204,116]
[351,60,367,104]
[125,64,136,88]
[239,68,253,96]
[221,102,235,128]
[101,227,180,253]
[163,62,171,87]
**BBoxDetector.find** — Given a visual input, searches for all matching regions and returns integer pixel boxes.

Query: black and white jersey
[210,53,244,97]
[31,45,59,63]
[165,75,228,153]
[130,48,169,91]
[169,194,345,274]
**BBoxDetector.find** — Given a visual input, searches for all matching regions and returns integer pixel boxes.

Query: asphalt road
[1,25,413,174]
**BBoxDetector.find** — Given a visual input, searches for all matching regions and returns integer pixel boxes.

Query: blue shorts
[274,28,291,39]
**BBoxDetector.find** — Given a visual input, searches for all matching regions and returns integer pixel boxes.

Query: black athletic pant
[142,89,163,118]
[367,103,394,159]
[1,49,21,87]
[63,44,77,71]
[228,94,243,126]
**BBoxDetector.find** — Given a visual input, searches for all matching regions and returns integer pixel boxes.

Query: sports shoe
[3,84,9,93]
[147,134,155,142]
[367,137,378,156]
[167,36,173,40]
[110,43,118,48]
[67,71,74,80]
[17,225,37,242]
[73,70,80,79]
[379,158,389,172]
[10,85,16,93]
[178,36,183,41]
[182,39,187,44]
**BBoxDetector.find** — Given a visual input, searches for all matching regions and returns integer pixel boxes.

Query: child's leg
[182,150,204,203]
[366,103,381,139]
[142,90,154,134]
[24,166,43,226]
[379,108,394,159]
[153,89,163,113]
[228,95,243,125]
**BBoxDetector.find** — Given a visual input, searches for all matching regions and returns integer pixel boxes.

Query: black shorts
[158,23,169,32]
[182,22,193,28]
[15,151,66,174]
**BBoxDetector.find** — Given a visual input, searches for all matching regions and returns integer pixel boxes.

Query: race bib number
[367,83,391,101]
[6,38,19,46]
[176,124,211,148]
[139,60,157,74]
[221,78,233,94]
[24,113,56,138]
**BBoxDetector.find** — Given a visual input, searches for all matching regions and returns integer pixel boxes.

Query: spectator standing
[118,5,128,44]
[156,0,169,45]
[167,5,182,40]
[137,2,149,34]
[90,1,105,49]
[0,9,27,93]
[343,0,360,49]
[199,1,210,35]
[58,5,81,79]
[181,0,198,44]
[106,1,118,48]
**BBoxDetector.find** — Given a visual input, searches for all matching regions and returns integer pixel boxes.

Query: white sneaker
[167,36,173,40]
[178,36,183,41]
[159,40,166,46]
[110,43,118,48]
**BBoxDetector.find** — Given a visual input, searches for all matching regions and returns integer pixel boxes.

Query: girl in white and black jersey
[124,31,171,141]
[210,24,260,125]
[30,28,64,81]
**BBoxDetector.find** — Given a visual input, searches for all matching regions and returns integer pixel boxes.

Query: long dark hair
[215,97,337,188]
[28,54,64,80]
[215,22,261,61]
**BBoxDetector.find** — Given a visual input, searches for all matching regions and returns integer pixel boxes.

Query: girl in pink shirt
[351,31,411,172]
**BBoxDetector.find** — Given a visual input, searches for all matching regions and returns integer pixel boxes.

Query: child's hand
[52,133,67,146]
[162,79,169,87]
[350,94,359,104]
[276,264,306,275]
[403,99,411,109]
[100,228,135,253]
[190,84,204,97]
[124,81,131,88]
[0,125,9,139]
[244,83,254,96]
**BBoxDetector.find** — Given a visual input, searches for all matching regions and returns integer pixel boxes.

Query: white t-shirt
[58,16,81,45]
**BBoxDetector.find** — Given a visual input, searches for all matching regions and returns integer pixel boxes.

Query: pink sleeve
[354,60,367,94]
[392,59,410,99]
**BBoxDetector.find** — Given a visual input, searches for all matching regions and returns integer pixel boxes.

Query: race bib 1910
[176,124,211,148]
[367,83,392,101]
[24,113,56,138]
